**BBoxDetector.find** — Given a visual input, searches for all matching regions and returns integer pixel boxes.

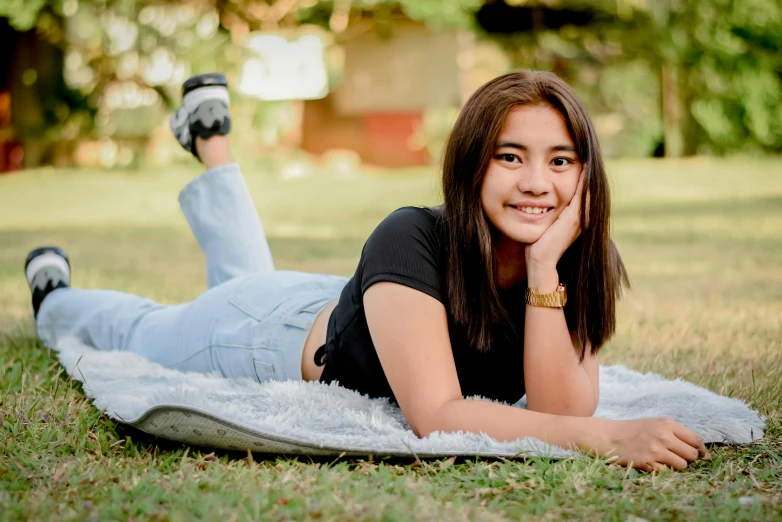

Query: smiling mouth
[509,205,554,215]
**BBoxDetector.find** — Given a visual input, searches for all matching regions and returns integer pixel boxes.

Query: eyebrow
[497,141,576,153]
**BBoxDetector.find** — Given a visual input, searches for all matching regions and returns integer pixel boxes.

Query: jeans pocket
[252,348,282,382]
[282,297,333,330]
[201,344,283,383]
[227,274,290,323]
[204,345,258,381]
[225,272,344,323]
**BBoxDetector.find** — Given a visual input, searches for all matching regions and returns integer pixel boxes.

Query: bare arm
[521,169,598,416]
[364,282,706,470]
[364,282,604,448]
[523,265,599,416]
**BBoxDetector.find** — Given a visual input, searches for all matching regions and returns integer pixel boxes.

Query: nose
[518,162,551,195]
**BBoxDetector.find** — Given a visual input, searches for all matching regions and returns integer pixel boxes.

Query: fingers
[633,461,665,473]
[565,170,586,237]
[569,168,586,208]
[637,453,689,472]
[652,454,688,471]
[667,436,702,463]
[570,168,590,230]
[647,462,667,473]
[583,189,591,229]
[663,452,689,470]
[672,423,707,457]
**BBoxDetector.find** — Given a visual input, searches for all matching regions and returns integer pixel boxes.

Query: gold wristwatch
[525,284,567,308]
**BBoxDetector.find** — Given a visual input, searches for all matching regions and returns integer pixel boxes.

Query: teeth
[517,206,548,214]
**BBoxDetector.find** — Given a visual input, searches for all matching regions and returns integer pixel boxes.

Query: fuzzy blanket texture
[53,337,766,458]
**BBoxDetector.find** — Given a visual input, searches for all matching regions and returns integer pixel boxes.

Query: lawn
[1,158,781,521]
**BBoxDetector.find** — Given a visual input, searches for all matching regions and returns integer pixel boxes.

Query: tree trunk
[661,62,684,158]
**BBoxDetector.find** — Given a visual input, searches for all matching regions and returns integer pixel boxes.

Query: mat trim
[130,405,541,458]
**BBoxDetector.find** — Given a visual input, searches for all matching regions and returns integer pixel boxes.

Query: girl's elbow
[413,425,434,439]
[407,410,438,439]
[572,405,597,417]
[409,400,459,438]
[568,399,598,417]
[569,397,599,417]
[412,419,443,439]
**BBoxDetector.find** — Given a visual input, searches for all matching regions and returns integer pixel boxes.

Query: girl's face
[480,104,582,246]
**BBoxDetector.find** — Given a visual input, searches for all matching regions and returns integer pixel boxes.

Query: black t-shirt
[318,206,526,405]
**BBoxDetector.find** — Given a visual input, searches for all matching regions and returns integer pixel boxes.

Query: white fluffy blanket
[54,337,766,458]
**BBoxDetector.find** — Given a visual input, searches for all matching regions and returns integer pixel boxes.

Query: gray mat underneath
[54,337,766,458]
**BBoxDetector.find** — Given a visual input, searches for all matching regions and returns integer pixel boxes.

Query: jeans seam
[171,346,212,369]
[227,297,288,324]
[210,341,277,351]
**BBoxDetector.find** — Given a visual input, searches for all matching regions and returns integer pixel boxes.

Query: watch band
[525,284,567,308]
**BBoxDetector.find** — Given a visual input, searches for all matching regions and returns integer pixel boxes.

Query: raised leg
[171,74,277,288]
[179,160,275,288]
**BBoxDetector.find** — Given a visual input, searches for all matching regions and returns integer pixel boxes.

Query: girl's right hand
[597,417,707,471]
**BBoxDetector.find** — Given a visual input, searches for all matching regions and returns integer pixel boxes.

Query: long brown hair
[441,70,629,360]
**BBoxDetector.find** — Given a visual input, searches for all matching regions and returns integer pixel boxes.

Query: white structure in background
[238,33,328,101]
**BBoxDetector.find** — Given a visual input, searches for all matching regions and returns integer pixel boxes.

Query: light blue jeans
[36,163,349,382]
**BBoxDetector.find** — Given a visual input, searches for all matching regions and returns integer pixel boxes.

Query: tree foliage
[482,0,782,155]
[3,0,782,162]
[0,0,48,31]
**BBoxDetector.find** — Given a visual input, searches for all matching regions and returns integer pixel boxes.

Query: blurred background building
[0,0,780,172]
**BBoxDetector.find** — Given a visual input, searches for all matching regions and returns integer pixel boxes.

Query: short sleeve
[359,207,444,303]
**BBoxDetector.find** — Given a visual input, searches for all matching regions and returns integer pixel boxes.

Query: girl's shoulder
[385,204,443,219]
[374,205,444,233]
[358,205,446,301]
[366,206,445,249]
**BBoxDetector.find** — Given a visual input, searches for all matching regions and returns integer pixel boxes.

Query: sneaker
[170,72,232,161]
[25,246,71,320]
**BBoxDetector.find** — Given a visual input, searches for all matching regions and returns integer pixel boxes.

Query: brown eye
[552,157,572,167]
[500,154,520,163]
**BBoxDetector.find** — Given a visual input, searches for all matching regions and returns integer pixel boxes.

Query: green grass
[1,158,781,521]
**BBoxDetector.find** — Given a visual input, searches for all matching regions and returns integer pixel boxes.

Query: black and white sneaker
[25,246,71,320]
[170,72,232,161]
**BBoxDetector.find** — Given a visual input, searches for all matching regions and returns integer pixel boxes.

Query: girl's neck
[493,235,527,290]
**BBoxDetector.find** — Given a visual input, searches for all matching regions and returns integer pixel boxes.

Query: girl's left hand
[525,169,587,273]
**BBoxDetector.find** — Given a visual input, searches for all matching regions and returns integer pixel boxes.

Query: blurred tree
[600,0,782,155]
[1,0,94,167]
[0,0,482,167]
[618,0,782,155]
[1,0,234,166]
[1,0,780,166]
[481,0,782,156]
